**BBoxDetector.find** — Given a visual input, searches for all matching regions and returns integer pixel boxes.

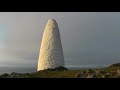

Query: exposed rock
[95,70,105,75]
[116,69,120,75]
[102,75,105,78]
[86,74,97,78]
[76,72,84,78]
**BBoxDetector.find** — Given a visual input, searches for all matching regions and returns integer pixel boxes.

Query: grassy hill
[26,67,120,78]
[1,63,120,78]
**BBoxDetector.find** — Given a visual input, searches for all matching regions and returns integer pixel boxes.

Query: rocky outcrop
[75,63,120,78]
[76,69,120,78]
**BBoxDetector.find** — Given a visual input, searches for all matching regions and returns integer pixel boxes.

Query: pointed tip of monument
[48,18,56,21]
[48,18,56,23]
[47,18,58,27]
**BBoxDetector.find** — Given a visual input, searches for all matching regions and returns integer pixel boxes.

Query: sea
[0,65,107,75]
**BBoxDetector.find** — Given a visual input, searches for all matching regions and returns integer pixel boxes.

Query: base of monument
[38,66,68,71]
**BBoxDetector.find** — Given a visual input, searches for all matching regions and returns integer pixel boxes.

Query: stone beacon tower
[37,19,66,71]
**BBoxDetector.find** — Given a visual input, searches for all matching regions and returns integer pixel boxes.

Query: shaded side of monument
[37,19,67,71]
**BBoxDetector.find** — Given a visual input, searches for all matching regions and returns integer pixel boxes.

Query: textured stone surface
[37,19,64,71]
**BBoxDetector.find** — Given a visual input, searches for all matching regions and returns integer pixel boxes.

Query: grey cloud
[0,12,120,67]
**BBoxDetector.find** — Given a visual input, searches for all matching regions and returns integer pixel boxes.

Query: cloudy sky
[0,12,120,67]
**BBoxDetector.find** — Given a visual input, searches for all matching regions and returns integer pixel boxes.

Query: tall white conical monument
[37,19,65,71]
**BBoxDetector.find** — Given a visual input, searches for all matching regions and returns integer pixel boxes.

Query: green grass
[24,67,120,78]
[25,70,83,78]
[1,66,120,78]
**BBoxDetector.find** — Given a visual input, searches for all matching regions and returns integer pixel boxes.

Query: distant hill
[109,63,120,68]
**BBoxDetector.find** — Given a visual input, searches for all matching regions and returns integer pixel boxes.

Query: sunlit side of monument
[37,19,65,71]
